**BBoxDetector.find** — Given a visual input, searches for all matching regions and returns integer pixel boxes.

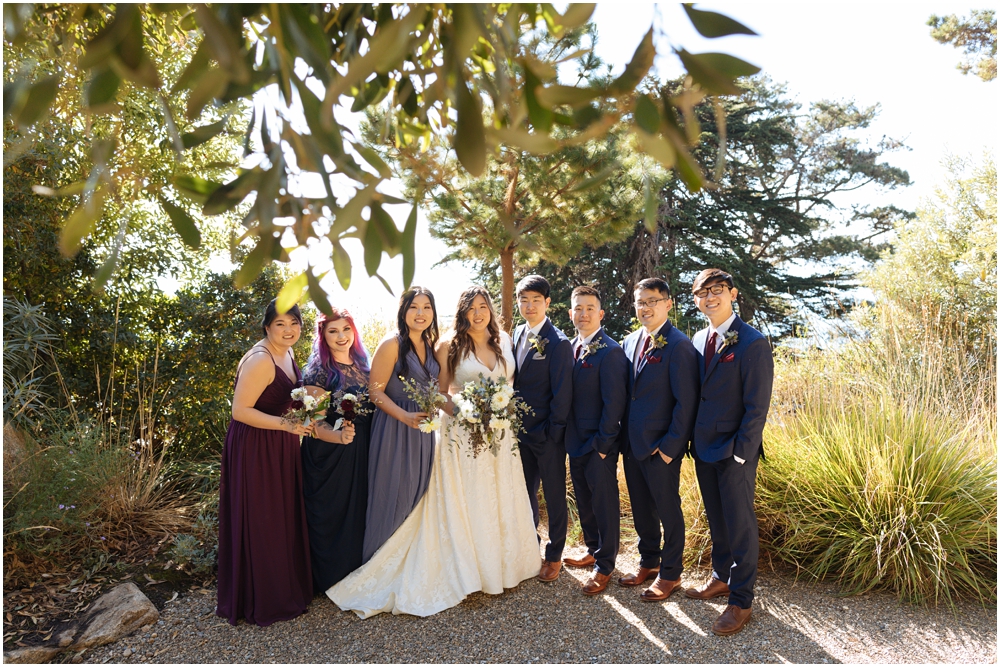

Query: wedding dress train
[326,334,540,617]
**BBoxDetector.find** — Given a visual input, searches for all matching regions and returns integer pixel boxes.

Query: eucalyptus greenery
[3,3,759,313]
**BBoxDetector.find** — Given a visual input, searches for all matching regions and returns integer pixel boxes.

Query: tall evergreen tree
[519,78,912,340]
[363,25,658,329]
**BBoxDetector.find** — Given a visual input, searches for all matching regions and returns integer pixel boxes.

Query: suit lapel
[636,322,669,377]
[703,316,744,385]
[625,331,641,389]
[696,327,709,384]
[520,319,551,374]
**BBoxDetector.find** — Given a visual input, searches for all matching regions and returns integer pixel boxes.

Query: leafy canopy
[3,3,759,314]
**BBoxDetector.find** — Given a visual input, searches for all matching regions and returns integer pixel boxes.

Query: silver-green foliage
[2,298,59,427]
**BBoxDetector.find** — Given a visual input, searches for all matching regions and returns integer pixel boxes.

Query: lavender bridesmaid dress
[362,337,438,562]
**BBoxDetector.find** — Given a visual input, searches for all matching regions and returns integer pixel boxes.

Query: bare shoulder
[374,334,400,356]
[237,349,275,381]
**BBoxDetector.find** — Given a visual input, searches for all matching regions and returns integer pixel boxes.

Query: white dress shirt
[573,327,601,357]
[517,318,548,370]
[692,312,737,355]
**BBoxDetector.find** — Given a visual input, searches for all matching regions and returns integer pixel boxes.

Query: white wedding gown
[326,333,540,617]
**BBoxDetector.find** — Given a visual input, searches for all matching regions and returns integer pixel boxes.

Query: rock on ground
[3,583,158,665]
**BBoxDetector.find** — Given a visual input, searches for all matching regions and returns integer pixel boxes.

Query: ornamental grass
[759,302,997,605]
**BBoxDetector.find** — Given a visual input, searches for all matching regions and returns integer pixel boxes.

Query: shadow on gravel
[80,557,996,663]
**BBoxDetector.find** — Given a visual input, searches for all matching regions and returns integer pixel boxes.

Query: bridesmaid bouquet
[399,377,448,433]
[329,387,374,430]
[285,387,331,428]
[451,374,532,457]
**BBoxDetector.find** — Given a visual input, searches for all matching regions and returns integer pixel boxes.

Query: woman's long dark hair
[396,286,439,377]
[448,286,505,377]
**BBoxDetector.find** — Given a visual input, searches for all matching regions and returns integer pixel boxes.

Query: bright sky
[217,3,999,320]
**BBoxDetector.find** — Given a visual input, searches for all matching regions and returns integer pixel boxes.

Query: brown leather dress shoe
[582,571,611,596]
[712,604,752,636]
[684,576,731,600]
[563,552,597,568]
[617,566,658,587]
[538,559,562,582]
[640,576,682,601]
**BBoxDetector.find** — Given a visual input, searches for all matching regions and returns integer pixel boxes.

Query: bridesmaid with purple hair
[300,308,374,590]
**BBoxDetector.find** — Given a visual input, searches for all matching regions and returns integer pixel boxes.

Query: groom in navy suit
[512,275,574,582]
[684,268,774,637]
[618,277,699,601]
[561,286,629,595]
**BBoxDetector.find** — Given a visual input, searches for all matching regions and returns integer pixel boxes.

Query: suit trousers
[519,441,567,563]
[568,450,620,575]
[693,451,760,608]
[622,448,684,580]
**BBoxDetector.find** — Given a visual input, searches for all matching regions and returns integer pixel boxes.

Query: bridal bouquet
[284,387,331,428]
[329,387,374,430]
[400,376,448,433]
[450,374,532,457]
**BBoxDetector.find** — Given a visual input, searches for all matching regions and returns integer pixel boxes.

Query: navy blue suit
[565,328,628,575]
[692,315,773,609]
[620,320,699,580]
[513,318,573,563]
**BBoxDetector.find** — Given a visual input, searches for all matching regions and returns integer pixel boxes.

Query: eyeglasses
[693,284,730,299]
[633,297,669,309]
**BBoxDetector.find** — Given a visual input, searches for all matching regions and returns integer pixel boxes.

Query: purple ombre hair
[304,307,370,390]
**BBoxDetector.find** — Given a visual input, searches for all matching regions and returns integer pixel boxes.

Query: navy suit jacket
[513,319,573,454]
[620,321,700,462]
[564,328,629,458]
[692,316,774,463]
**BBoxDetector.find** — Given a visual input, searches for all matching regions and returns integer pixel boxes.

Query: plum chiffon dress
[216,346,312,626]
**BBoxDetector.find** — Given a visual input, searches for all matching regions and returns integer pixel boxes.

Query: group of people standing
[215,267,773,639]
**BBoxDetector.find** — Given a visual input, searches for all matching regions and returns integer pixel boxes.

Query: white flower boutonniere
[720,330,739,351]
[580,338,607,359]
[528,334,547,357]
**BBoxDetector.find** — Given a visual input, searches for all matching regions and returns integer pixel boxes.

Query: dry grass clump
[4,353,197,584]
[759,302,996,605]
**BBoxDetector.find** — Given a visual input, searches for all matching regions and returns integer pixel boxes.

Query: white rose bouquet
[399,376,448,433]
[284,386,331,428]
[450,374,531,457]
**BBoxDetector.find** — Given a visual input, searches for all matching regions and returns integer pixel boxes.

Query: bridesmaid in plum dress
[216,300,314,626]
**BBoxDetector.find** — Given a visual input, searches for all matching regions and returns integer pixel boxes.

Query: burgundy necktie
[705,331,717,371]
[574,342,582,360]
[636,334,651,370]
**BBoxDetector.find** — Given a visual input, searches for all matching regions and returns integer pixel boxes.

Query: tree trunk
[500,246,515,333]
[737,293,756,323]
[499,162,521,334]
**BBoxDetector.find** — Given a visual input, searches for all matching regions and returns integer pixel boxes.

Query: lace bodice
[450,333,515,391]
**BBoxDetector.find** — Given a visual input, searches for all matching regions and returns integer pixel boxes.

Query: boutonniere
[580,338,606,360]
[528,334,547,357]
[719,330,739,351]
[646,334,668,355]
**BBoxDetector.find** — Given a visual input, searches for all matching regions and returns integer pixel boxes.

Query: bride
[327,286,540,617]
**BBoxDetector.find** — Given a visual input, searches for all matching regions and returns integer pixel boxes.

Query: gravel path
[81,549,995,664]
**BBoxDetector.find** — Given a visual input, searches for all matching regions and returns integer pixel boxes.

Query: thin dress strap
[236,345,276,378]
